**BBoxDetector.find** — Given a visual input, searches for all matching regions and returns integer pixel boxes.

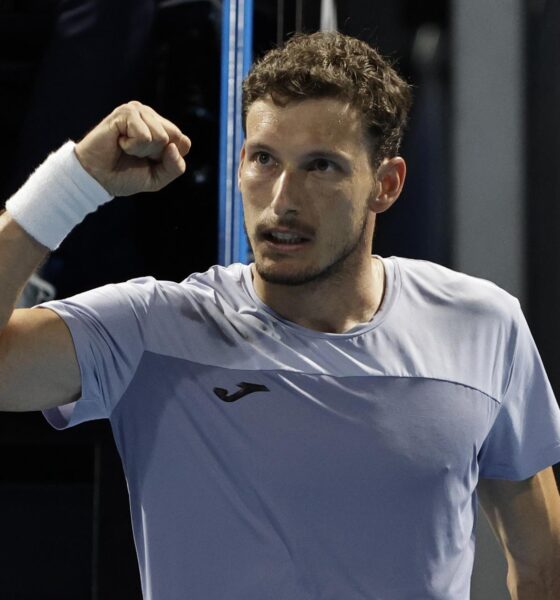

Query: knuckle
[131,130,151,145]
[114,102,135,116]
[139,130,153,142]
[152,130,170,145]
[113,101,143,120]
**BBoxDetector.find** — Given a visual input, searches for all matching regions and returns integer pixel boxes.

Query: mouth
[260,228,313,253]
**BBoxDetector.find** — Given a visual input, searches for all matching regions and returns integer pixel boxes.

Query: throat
[294,313,375,334]
[251,257,385,334]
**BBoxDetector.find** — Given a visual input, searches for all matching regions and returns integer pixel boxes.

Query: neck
[251,252,385,334]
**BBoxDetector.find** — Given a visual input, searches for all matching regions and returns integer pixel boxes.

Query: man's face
[239,96,377,286]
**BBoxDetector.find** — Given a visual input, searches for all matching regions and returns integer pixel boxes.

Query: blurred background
[0,0,558,597]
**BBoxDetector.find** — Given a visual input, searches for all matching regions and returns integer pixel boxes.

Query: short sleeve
[478,301,560,480]
[38,277,157,430]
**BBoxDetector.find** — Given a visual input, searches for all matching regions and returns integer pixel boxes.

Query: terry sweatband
[5,140,113,250]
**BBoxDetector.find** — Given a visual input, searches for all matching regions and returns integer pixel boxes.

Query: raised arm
[0,101,190,412]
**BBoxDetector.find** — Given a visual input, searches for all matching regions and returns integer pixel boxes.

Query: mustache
[255,217,316,238]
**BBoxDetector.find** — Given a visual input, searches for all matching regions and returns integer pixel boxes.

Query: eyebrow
[245,142,351,166]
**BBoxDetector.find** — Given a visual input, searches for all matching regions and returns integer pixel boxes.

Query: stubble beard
[253,212,370,287]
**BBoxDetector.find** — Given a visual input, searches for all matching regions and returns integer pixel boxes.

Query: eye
[309,158,336,172]
[254,151,272,166]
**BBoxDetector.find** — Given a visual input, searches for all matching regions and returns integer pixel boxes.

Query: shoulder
[48,263,250,328]
[382,257,523,399]
[137,263,255,338]
[180,262,247,295]
[80,263,258,364]
[390,256,520,325]
[105,263,248,308]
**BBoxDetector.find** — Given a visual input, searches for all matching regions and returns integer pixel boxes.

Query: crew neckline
[241,255,401,339]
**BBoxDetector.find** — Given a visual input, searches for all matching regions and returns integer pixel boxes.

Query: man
[1,32,559,600]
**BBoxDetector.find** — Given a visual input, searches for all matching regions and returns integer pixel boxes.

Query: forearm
[507,562,560,600]
[0,210,49,332]
[478,469,560,600]
[0,138,118,337]
[506,500,560,600]
[0,102,189,334]
[503,518,560,598]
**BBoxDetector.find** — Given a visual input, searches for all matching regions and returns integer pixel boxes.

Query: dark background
[0,0,557,597]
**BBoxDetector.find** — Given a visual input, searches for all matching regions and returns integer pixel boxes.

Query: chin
[253,223,367,287]
[255,257,341,287]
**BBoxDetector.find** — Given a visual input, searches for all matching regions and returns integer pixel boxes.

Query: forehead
[245,97,368,152]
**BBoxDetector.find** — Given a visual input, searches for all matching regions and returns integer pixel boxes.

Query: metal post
[218,0,253,265]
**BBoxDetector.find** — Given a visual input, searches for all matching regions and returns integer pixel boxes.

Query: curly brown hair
[242,32,413,166]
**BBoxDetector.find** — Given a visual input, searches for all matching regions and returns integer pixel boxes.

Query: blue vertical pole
[218,0,253,265]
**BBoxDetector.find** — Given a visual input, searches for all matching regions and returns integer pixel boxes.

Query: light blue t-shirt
[41,257,560,600]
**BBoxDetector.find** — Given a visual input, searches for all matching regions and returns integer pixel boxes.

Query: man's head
[238,32,410,287]
[242,31,412,168]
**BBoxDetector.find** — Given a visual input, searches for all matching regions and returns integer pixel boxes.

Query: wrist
[74,140,112,192]
[5,141,113,250]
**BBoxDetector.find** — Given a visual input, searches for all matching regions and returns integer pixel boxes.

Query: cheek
[241,195,256,225]
[311,182,354,215]
[240,186,264,234]
[241,173,272,207]
[324,196,367,238]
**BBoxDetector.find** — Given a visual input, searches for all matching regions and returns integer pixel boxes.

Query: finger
[117,110,154,157]
[137,110,171,160]
[114,103,168,160]
[151,143,186,190]
[139,105,191,156]
[159,116,192,156]
[126,103,191,157]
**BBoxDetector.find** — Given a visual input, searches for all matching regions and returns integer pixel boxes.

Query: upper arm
[0,307,81,412]
[477,466,560,572]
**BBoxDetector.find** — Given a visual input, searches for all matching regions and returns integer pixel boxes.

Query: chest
[113,354,499,506]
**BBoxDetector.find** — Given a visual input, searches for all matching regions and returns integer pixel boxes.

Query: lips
[260,223,313,240]
[267,231,308,244]
[259,226,313,252]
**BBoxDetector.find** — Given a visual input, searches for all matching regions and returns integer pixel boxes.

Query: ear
[237,143,246,191]
[369,157,407,214]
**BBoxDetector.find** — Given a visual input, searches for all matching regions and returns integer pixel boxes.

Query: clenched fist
[75,101,192,197]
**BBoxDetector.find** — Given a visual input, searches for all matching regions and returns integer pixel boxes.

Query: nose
[270,169,301,216]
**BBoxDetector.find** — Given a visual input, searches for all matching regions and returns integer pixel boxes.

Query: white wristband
[5,140,114,250]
